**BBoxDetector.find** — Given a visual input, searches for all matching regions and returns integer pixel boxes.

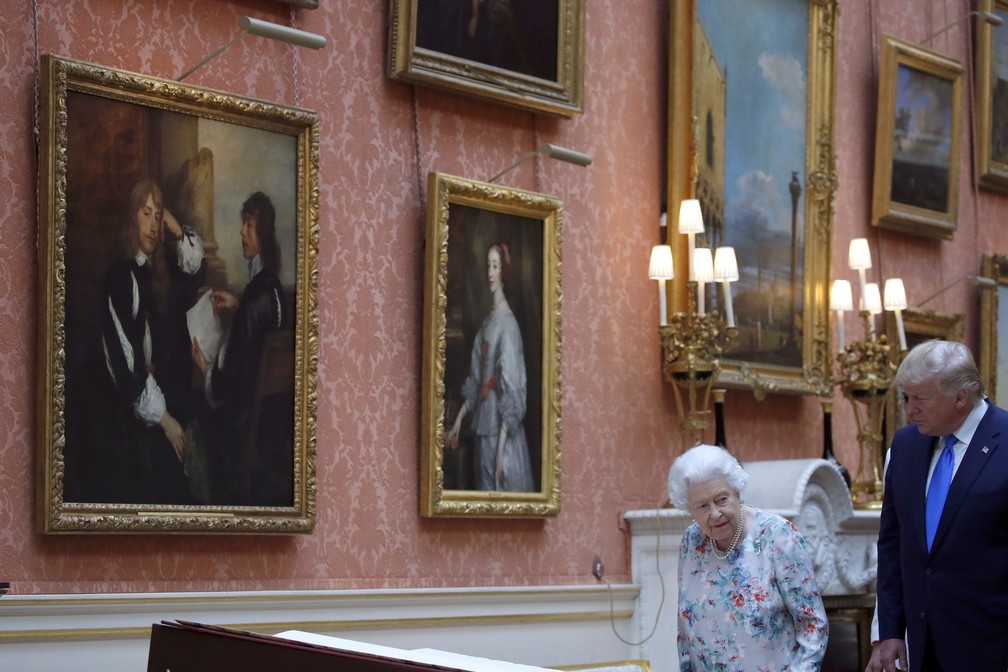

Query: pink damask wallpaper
[0,0,1001,595]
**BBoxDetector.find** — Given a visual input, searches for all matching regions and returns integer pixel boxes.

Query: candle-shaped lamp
[884,277,908,351]
[713,246,739,327]
[829,279,853,352]
[678,199,705,281]
[848,238,873,311]
[693,247,714,313]
[648,245,674,326]
[864,281,882,338]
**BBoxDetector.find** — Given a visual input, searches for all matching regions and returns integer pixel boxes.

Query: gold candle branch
[660,281,739,451]
[835,310,897,508]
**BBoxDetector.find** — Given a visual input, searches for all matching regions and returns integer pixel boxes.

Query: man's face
[136,194,161,256]
[241,213,261,260]
[901,379,969,437]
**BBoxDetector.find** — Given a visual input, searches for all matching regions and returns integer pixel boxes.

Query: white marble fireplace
[624,458,880,672]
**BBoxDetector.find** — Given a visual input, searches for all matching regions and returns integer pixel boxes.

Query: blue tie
[925,435,956,551]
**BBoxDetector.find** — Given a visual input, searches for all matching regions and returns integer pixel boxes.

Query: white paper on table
[274,630,554,672]
[186,289,224,363]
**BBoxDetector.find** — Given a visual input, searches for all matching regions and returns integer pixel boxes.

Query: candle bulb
[864,282,882,339]
[693,248,714,314]
[678,199,705,283]
[848,238,873,311]
[648,245,674,326]
[713,246,739,327]
[830,279,853,352]
[884,278,908,351]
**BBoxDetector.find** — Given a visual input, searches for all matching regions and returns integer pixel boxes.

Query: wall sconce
[487,143,593,183]
[651,200,738,450]
[831,238,902,508]
[178,16,328,81]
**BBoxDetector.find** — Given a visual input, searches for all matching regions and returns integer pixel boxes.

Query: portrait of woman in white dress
[444,242,535,492]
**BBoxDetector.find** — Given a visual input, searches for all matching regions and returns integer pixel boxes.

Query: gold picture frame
[36,55,319,533]
[667,0,838,398]
[980,254,1008,404]
[884,307,964,449]
[386,0,585,117]
[421,172,561,517]
[976,0,1008,193]
[871,36,963,239]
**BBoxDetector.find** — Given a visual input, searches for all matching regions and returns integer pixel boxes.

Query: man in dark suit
[874,339,1008,672]
[191,192,291,505]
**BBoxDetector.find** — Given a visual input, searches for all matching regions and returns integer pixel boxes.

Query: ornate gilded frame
[871,36,963,239]
[667,0,837,398]
[884,307,964,449]
[36,55,319,533]
[421,172,561,517]
[980,254,1008,404]
[976,0,1008,193]
[386,0,585,117]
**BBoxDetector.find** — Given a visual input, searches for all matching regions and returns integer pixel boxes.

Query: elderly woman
[668,444,828,671]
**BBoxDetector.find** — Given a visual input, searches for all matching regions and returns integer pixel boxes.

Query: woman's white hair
[667,444,748,509]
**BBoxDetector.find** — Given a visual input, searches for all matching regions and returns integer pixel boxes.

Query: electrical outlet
[591,555,605,581]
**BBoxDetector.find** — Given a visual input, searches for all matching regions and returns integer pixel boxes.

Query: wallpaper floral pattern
[0,0,1000,595]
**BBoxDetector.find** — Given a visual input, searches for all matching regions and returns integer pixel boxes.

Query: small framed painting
[387,0,585,117]
[872,36,963,239]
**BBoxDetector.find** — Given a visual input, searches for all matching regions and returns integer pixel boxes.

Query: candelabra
[830,238,903,508]
[650,200,739,451]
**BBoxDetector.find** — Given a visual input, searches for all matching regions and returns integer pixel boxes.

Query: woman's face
[487,247,503,294]
[686,478,743,548]
[135,193,161,256]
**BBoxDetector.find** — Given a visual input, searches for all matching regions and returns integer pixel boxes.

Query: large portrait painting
[420,172,561,517]
[387,0,585,117]
[976,0,1008,193]
[36,55,319,533]
[871,36,963,239]
[667,0,837,397]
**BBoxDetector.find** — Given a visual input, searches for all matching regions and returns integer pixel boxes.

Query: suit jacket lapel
[931,404,1002,553]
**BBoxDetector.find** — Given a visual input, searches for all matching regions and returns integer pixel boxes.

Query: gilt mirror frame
[666,0,838,398]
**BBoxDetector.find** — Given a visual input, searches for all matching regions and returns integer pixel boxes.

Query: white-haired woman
[668,444,828,671]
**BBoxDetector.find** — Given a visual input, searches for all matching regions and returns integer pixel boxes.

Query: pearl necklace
[709,505,747,560]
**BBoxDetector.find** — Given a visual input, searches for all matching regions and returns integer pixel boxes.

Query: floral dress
[677,508,828,672]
